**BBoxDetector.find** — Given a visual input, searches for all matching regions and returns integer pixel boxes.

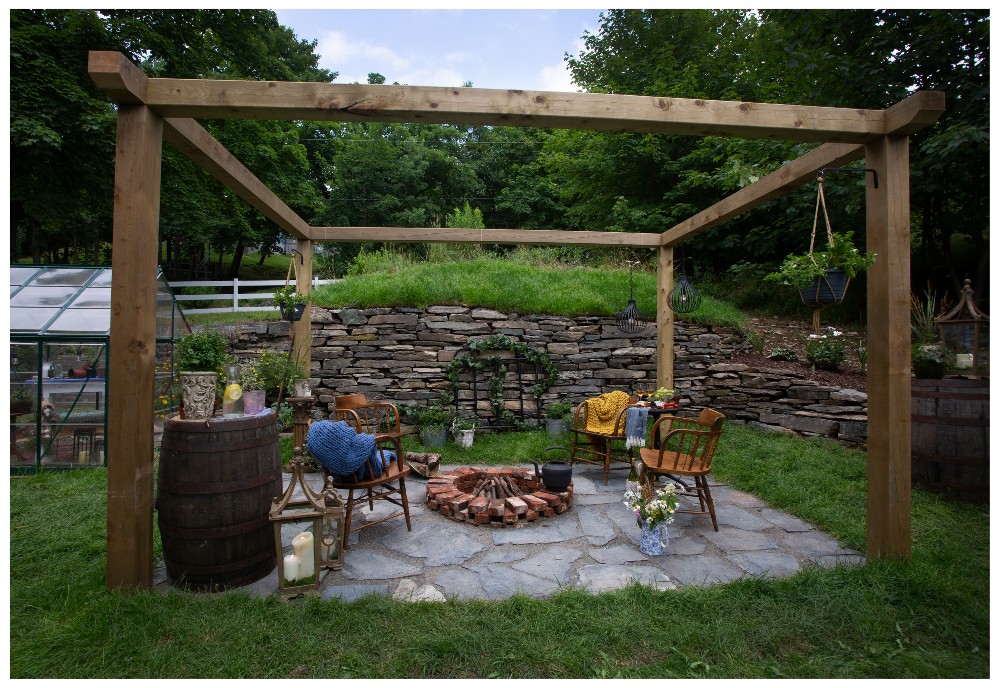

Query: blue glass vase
[639,521,664,556]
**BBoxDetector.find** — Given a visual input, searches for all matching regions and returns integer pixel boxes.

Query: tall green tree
[10,9,332,274]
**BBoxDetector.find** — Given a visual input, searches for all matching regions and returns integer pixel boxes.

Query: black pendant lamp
[616,260,647,334]
[668,250,702,314]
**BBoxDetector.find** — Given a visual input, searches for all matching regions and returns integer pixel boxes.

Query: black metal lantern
[669,249,702,314]
[616,261,647,334]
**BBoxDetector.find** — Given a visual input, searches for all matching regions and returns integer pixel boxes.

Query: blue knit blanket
[307,420,396,481]
[625,406,649,449]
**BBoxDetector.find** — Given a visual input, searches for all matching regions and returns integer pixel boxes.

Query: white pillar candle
[292,531,314,578]
[78,450,89,465]
[283,553,300,583]
[955,353,973,369]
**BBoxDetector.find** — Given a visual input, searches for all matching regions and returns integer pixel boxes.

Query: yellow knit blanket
[584,390,632,435]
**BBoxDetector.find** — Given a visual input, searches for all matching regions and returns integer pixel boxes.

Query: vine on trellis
[445,334,560,426]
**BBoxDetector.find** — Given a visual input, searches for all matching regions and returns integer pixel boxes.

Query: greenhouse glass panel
[9,265,185,473]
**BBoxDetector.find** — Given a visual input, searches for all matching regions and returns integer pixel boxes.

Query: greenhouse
[9,265,186,472]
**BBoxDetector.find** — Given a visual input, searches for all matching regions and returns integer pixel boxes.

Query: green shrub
[768,347,799,361]
[256,350,304,394]
[175,331,231,372]
[805,330,846,370]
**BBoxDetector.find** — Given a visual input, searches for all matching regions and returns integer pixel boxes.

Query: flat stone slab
[342,550,421,580]
[322,584,389,602]
[575,564,675,594]
[587,544,649,565]
[434,565,559,600]
[480,547,532,564]
[710,486,769,509]
[665,535,707,556]
[657,553,745,587]
[492,518,582,545]
[760,508,816,533]
[565,474,600,495]
[511,545,584,585]
[575,493,625,506]
[578,506,617,546]
[726,551,802,578]
[381,519,486,566]
[712,505,774,531]
[393,579,447,602]
[701,528,780,552]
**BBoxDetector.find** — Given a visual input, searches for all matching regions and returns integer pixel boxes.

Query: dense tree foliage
[10,9,988,306]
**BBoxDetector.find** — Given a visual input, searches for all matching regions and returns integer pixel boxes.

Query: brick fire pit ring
[426,467,573,526]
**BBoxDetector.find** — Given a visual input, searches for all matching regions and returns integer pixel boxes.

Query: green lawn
[9,424,989,679]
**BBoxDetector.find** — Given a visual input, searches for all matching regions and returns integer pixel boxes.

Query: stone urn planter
[180,372,218,420]
[453,428,475,449]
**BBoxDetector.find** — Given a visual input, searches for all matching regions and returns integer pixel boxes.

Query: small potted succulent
[273,285,311,321]
[451,416,478,449]
[765,231,877,306]
[544,401,575,437]
[175,331,232,420]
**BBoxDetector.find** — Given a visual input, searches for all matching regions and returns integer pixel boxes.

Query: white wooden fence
[168,278,338,314]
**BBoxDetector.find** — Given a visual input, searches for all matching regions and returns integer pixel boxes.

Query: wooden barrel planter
[157,411,282,590]
[911,378,990,503]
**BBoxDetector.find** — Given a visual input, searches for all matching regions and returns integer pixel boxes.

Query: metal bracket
[817,167,879,189]
[290,249,304,265]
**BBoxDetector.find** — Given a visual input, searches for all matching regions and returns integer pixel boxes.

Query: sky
[272,8,606,92]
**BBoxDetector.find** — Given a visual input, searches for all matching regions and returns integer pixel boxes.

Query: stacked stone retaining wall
[221,306,867,447]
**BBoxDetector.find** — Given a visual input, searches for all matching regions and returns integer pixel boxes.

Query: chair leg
[343,488,357,550]
[698,475,719,532]
[399,478,412,531]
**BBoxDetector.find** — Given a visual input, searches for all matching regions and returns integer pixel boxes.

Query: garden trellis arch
[88,51,944,590]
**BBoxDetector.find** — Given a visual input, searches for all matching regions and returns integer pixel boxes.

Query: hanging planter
[765,174,876,330]
[799,268,850,306]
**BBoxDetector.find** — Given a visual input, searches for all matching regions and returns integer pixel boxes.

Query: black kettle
[531,446,573,492]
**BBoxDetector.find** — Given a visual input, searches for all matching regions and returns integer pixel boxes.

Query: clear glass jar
[222,364,243,417]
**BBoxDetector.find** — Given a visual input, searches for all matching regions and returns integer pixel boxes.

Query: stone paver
[159,466,864,602]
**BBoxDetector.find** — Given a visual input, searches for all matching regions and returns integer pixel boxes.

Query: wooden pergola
[88,51,944,590]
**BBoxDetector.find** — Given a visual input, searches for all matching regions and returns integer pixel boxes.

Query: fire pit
[426,467,573,527]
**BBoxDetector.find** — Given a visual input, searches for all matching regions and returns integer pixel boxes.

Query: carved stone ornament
[180,372,218,420]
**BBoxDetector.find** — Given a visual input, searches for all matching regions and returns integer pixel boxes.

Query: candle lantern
[269,448,324,596]
[320,477,346,571]
[936,279,989,376]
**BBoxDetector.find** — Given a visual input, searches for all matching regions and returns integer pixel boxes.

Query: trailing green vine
[446,334,560,423]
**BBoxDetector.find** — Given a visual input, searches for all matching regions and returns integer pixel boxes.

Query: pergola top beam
[83,51,940,145]
[311,226,662,248]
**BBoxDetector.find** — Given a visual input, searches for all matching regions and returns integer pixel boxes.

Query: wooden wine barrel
[911,378,990,503]
[157,411,282,590]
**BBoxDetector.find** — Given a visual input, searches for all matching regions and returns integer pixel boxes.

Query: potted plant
[273,285,310,321]
[451,416,478,449]
[765,231,877,306]
[544,401,574,437]
[175,331,231,420]
[912,342,951,379]
[403,402,452,448]
[255,349,305,401]
[240,359,267,416]
[10,387,34,416]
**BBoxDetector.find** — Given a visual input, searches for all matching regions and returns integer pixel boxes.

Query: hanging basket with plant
[765,175,876,329]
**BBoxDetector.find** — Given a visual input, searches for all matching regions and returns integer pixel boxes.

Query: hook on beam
[816,167,879,189]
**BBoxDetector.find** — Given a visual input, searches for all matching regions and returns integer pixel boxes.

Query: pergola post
[656,245,675,390]
[864,135,912,559]
[293,238,313,375]
[106,104,163,590]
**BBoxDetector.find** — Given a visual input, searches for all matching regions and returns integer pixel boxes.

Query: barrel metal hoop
[158,470,282,495]
[160,434,277,454]
[165,547,274,576]
[158,513,274,539]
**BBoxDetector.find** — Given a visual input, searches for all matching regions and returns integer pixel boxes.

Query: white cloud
[538,62,578,93]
